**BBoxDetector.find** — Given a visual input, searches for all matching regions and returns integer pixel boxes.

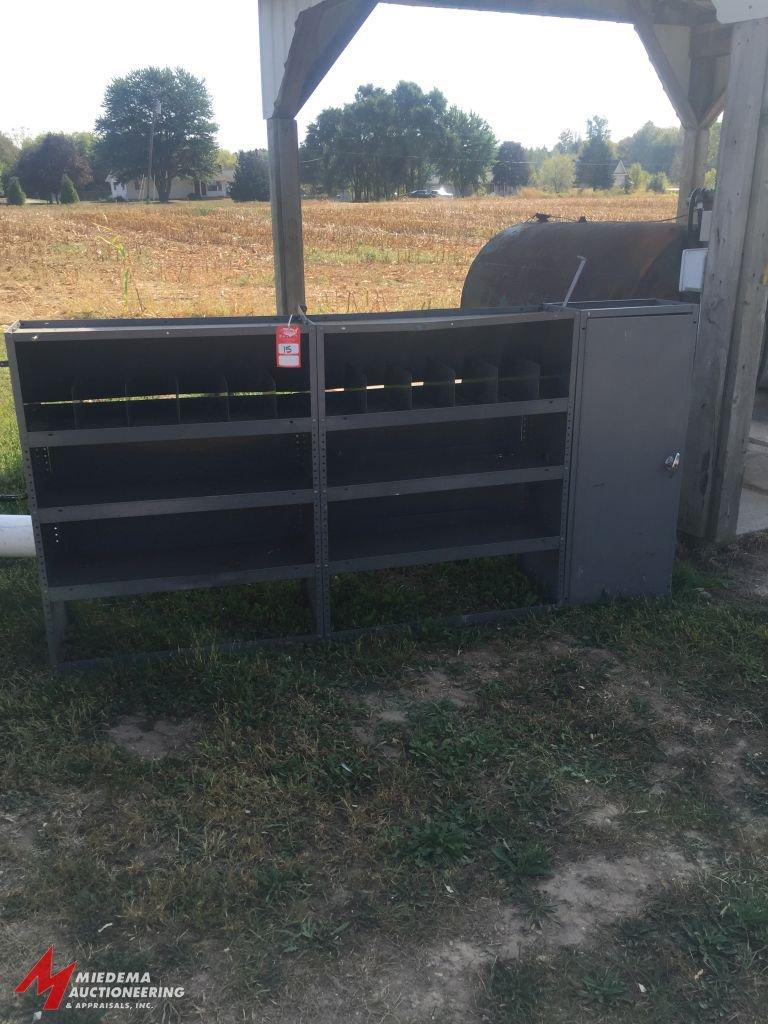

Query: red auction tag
[276,325,302,368]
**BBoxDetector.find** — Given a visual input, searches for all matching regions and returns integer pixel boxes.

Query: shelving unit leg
[44,599,68,669]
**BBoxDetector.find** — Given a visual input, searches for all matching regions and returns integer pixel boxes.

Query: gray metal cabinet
[566,305,697,603]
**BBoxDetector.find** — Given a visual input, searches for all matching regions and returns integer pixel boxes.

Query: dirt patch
[259,848,693,1024]
[581,802,624,829]
[108,714,199,761]
[351,672,477,757]
[458,641,508,680]
[533,849,690,946]
[350,697,409,758]
[710,736,768,824]
[415,670,477,708]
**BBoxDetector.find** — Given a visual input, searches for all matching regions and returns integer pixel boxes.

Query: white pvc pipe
[0,515,35,558]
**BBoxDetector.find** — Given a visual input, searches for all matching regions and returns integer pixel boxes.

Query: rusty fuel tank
[461,220,690,308]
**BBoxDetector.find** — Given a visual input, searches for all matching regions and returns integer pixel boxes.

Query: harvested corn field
[0,191,676,324]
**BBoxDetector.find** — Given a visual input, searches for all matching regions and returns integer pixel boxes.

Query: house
[107,167,235,201]
[613,159,629,190]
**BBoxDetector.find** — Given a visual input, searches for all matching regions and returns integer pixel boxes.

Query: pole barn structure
[258,0,768,543]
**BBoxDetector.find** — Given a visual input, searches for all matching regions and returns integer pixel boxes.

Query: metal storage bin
[6,302,697,667]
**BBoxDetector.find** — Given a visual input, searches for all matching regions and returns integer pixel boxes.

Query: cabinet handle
[664,452,681,474]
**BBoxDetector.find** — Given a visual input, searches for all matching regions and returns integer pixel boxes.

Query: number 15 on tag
[276,325,302,368]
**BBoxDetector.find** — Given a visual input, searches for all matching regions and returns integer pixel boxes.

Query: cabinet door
[566,310,696,603]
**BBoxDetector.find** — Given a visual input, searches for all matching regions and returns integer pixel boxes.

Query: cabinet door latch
[664,452,681,474]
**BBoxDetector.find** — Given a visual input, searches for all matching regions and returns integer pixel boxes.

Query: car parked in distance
[408,188,454,198]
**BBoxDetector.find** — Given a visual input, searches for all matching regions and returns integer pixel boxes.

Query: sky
[2,1,679,151]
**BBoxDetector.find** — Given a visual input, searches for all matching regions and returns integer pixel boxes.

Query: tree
[492,141,530,193]
[555,129,581,155]
[524,146,550,179]
[538,153,575,194]
[390,82,447,193]
[300,81,450,200]
[437,107,497,197]
[13,133,92,201]
[217,148,237,170]
[96,66,218,202]
[618,121,681,179]
[627,161,649,192]
[707,120,721,171]
[6,177,25,205]
[575,116,615,190]
[648,171,669,193]
[229,149,270,201]
[60,173,79,203]
[301,106,347,196]
[66,132,112,199]
[0,132,19,187]
[300,83,494,200]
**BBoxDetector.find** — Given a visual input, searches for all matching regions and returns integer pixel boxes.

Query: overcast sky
[3,1,678,150]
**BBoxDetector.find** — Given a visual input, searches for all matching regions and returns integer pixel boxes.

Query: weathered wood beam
[677,125,709,216]
[267,117,306,315]
[386,0,716,24]
[680,17,768,538]
[633,4,729,219]
[275,0,377,118]
[697,85,726,125]
[633,13,698,125]
[689,29,730,123]
[690,20,732,57]
[708,38,768,539]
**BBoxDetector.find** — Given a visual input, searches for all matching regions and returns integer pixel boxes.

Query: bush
[6,176,25,205]
[59,173,79,204]
[648,172,669,194]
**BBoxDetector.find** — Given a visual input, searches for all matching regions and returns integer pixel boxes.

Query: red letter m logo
[15,947,77,1011]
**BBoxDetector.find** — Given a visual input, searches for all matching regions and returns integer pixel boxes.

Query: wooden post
[709,43,768,539]
[679,18,768,539]
[267,117,306,316]
[677,125,709,219]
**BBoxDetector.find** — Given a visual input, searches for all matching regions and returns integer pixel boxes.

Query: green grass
[481,855,768,1022]
[330,556,542,630]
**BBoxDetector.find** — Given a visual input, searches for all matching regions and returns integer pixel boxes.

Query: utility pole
[145,98,161,202]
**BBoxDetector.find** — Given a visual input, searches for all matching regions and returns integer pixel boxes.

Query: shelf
[329,533,561,574]
[327,466,564,503]
[327,478,564,571]
[325,397,568,432]
[32,434,314,513]
[46,561,316,601]
[26,416,314,449]
[44,531,316,598]
[41,505,316,599]
[36,489,315,523]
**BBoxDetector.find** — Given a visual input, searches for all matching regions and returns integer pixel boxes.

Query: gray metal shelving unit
[312,308,578,633]
[7,316,324,664]
[6,302,697,667]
